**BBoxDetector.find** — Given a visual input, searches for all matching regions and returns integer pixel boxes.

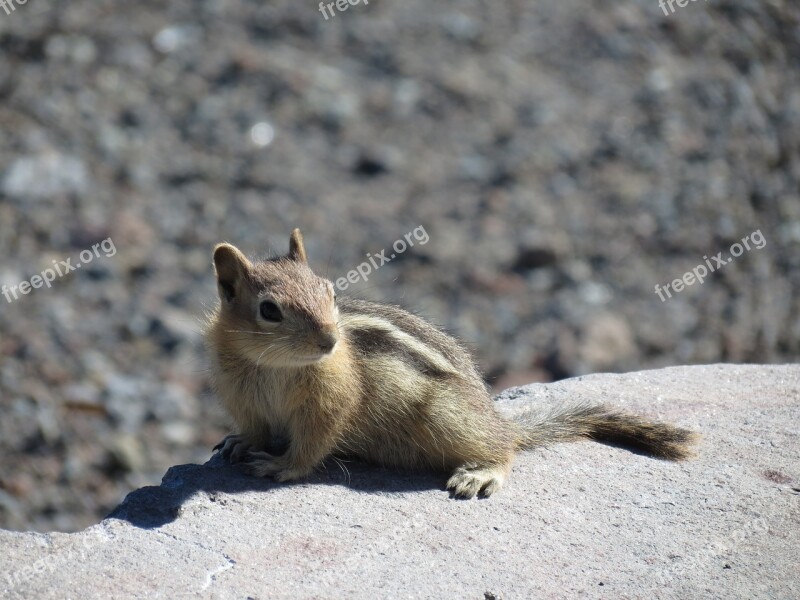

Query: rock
[102,374,150,431]
[152,24,203,55]
[441,12,483,43]
[1,153,90,199]
[511,246,558,271]
[510,230,569,272]
[579,312,636,370]
[106,434,146,474]
[1,365,797,598]
[160,421,196,447]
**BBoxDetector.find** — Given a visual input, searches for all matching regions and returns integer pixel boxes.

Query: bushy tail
[513,403,698,460]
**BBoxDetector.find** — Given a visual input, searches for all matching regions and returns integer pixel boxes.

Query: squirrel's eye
[259,300,283,323]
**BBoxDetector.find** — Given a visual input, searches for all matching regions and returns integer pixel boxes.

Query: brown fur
[205,230,697,498]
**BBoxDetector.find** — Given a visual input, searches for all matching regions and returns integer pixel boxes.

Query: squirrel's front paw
[213,434,252,463]
[243,450,288,478]
[243,451,310,482]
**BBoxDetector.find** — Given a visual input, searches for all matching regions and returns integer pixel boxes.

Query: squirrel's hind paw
[446,465,507,499]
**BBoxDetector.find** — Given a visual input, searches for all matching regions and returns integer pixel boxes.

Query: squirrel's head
[211,229,339,368]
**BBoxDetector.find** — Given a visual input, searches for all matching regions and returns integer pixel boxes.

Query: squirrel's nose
[317,331,338,353]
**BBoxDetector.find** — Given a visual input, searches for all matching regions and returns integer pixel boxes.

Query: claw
[213,434,253,463]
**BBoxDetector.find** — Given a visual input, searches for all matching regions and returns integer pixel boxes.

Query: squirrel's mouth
[251,339,338,368]
[291,350,336,365]
[250,347,336,368]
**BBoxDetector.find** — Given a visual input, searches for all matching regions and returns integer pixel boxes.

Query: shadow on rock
[106,453,443,529]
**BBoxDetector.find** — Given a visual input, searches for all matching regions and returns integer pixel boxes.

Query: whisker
[331,457,351,485]
[225,329,277,336]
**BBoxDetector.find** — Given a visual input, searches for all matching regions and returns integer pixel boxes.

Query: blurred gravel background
[0,0,798,532]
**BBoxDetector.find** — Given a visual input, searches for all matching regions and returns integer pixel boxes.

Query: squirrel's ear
[213,243,251,302]
[288,228,308,264]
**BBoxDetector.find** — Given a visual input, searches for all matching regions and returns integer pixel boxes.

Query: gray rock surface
[1,364,798,599]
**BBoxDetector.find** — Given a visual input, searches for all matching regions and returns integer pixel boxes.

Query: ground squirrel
[206,229,697,498]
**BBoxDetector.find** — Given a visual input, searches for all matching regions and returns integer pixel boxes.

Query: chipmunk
[206,229,697,498]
